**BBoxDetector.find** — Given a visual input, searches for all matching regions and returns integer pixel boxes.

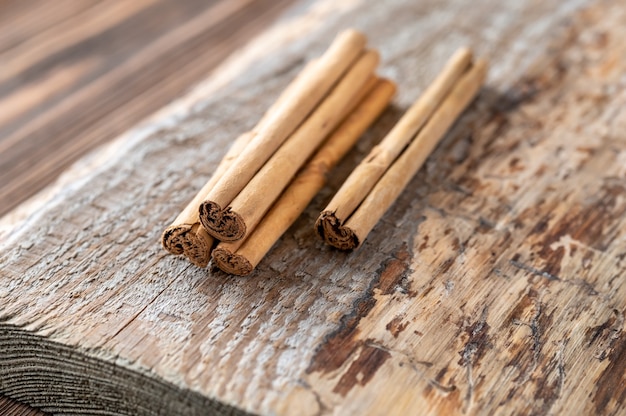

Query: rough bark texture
[1,0,625,415]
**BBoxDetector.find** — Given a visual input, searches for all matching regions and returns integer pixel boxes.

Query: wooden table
[0,0,292,218]
[1,0,625,414]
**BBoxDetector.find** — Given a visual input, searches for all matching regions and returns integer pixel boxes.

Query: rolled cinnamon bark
[316,47,472,235]
[212,78,397,275]
[200,49,380,241]
[161,59,319,266]
[197,29,367,238]
[319,58,488,250]
[161,131,253,267]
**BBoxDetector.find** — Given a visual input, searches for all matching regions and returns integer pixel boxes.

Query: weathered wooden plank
[0,2,295,412]
[2,0,625,414]
[0,395,47,416]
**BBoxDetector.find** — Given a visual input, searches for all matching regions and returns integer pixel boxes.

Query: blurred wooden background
[0,0,292,218]
[0,0,293,414]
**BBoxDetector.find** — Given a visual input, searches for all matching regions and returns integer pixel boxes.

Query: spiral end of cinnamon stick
[199,201,246,242]
[161,224,212,267]
[184,225,213,267]
[315,211,359,251]
[162,225,189,255]
[212,247,254,276]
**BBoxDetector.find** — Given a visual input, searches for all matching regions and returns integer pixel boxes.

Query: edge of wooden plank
[0,325,247,416]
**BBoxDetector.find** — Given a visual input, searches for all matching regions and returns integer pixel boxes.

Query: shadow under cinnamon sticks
[316,51,488,250]
[212,78,397,275]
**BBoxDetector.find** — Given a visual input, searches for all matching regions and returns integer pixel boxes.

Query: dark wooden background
[0,0,293,413]
[0,0,292,217]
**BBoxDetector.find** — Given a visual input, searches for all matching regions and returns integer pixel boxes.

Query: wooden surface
[0,0,294,414]
[0,0,293,218]
[0,396,47,416]
[1,0,626,414]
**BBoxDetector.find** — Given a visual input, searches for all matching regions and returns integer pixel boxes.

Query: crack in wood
[457,307,490,412]
[365,341,456,395]
[510,259,560,281]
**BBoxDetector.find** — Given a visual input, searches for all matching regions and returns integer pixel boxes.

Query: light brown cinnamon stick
[199,49,380,241]
[197,29,367,238]
[161,131,253,267]
[212,78,396,275]
[319,58,488,250]
[316,47,472,234]
[161,59,319,266]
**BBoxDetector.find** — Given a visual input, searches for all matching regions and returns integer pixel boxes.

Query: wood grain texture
[0,0,294,413]
[0,0,293,217]
[2,0,626,414]
[0,396,47,416]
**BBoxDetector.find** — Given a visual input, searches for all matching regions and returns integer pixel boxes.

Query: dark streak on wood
[331,341,391,397]
[458,308,491,370]
[503,288,561,413]
[593,327,626,413]
[423,365,458,397]
[536,183,626,255]
[377,244,412,295]
[307,243,412,375]
[306,296,376,375]
[585,311,618,356]
[439,258,456,275]
[505,288,538,326]
[386,316,409,338]
[533,339,568,413]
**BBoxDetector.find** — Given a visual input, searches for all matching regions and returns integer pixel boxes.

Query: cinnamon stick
[319,58,488,250]
[161,59,319,266]
[316,47,472,233]
[197,30,367,239]
[200,49,380,241]
[212,78,397,275]
[161,131,253,267]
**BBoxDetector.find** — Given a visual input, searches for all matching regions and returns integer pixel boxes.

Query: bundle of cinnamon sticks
[163,29,487,274]
[316,48,487,250]
[162,29,396,272]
